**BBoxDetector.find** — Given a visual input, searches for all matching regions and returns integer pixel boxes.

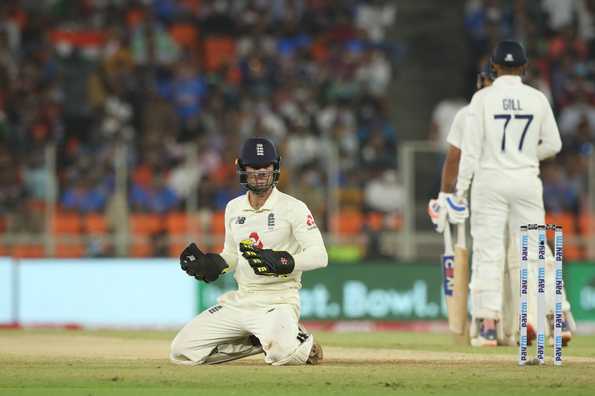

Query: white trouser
[170,292,313,366]
[469,168,570,320]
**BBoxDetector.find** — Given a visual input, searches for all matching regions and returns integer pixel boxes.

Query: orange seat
[210,242,224,254]
[166,212,193,235]
[53,213,82,235]
[0,243,9,257]
[84,213,108,234]
[170,23,199,49]
[203,37,235,72]
[545,212,576,235]
[55,243,86,258]
[331,210,363,236]
[545,212,581,260]
[169,242,186,258]
[131,240,154,258]
[129,214,163,235]
[579,213,594,235]
[366,212,384,231]
[12,244,44,258]
[210,211,226,235]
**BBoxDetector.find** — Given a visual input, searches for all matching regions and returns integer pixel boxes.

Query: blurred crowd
[463,0,595,222]
[0,0,401,243]
[1,1,592,259]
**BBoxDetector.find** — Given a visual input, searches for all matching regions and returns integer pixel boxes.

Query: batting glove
[446,193,469,224]
[239,239,295,276]
[428,192,448,233]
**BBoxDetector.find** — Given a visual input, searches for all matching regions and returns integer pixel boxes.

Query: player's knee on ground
[169,335,213,365]
[262,335,314,366]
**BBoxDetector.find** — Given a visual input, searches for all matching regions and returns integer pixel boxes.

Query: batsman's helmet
[236,137,280,193]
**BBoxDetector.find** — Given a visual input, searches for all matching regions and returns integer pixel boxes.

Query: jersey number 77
[493,114,534,152]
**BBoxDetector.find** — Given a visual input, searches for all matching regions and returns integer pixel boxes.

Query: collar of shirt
[239,187,280,212]
[494,75,522,86]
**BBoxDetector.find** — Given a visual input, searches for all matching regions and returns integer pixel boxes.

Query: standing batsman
[428,65,492,343]
[170,137,327,366]
[455,40,574,346]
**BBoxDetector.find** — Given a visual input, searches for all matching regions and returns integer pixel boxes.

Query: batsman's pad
[239,239,295,276]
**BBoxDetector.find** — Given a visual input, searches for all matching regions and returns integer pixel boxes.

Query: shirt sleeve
[289,201,328,272]
[219,204,239,271]
[537,94,562,160]
[456,93,484,195]
[446,107,466,149]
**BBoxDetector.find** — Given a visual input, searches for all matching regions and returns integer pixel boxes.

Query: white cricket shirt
[446,104,469,149]
[218,187,328,305]
[456,75,562,194]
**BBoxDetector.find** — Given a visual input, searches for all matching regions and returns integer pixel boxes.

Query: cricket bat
[442,222,470,344]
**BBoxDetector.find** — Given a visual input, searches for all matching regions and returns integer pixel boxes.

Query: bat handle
[443,222,453,251]
[456,222,466,249]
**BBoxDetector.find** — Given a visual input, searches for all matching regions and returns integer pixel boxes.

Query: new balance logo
[297,331,309,343]
[505,53,514,62]
[256,143,264,156]
[208,305,223,314]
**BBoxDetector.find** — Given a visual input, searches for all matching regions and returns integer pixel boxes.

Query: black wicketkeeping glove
[239,239,295,276]
[179,243,228,283]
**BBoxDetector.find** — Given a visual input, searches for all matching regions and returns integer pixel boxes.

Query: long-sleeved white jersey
[218,187,328,306]
[456,75,562,194]
[446,104,469,149]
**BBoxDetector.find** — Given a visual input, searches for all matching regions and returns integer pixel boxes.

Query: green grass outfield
[1,329,594,396]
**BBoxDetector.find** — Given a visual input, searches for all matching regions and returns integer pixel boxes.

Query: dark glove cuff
[273,251,295,275]
[202,253,229,282]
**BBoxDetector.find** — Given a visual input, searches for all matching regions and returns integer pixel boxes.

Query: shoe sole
[471,338,498,347]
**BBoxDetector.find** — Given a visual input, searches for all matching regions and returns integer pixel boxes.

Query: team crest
[267,213,275,229]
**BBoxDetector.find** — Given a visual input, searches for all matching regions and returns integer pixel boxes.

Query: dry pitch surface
[1,329,594,395]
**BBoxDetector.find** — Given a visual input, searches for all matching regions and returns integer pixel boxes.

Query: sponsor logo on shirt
[236,216,246,224]
[306,214,317,229]
[249,231,263,249]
